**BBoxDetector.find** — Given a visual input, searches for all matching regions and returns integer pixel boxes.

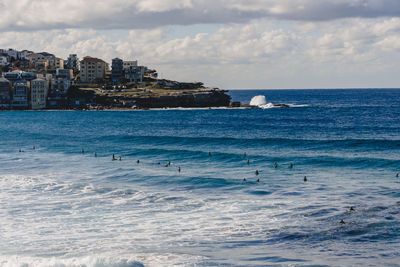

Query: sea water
[0,89,399,266]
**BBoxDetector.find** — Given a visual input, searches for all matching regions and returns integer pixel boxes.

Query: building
[47,78,70,108]
[56,68,73,80]
[27,52,56,68]
[51,78,71,95]
[123,60,138,70]
[20,50,34,60]
[0,56,9,66]
[55,58,64,69]
[80,56,106,83]
[3,49,20,60]
[0,77,11,109]
[125,66,145,83]
[111,58,124,82]
[11,80,29,109]
[3,71,37,84]
[34,60,49,71]
[30,78,48,110]
[66,54,79,70]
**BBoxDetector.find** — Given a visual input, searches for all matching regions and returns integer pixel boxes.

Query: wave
[107,135,400,150]
[0,256,145,267]
[249,95,309,109]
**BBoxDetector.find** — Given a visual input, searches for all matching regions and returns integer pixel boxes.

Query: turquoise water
[0,89,399,266]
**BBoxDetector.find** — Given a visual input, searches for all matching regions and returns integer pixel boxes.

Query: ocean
[0,89,399,266]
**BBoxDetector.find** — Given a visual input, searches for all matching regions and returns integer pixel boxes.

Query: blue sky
[1,0,400,89]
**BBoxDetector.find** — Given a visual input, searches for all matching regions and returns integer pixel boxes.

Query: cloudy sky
[1,0,400,89]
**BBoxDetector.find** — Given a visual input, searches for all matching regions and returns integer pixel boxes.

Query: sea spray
[249,95,308,109]
[249,95,275,109]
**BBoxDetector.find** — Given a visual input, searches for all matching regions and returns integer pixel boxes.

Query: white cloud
[2,0,400,31]
[2,16,400,88]
[2,1,400,88]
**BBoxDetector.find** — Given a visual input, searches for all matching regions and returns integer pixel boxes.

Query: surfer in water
[208,152,212,156]
[112,154,116,161]
[247,159,250,165]
[350,206,355,212]
[119,156,122,161]
[81,148,85,153]
[340,219,346,225]
[255,170,259,176]
[288,163,294,169]
[178,167,181,173]
[243,178,247,182]
[397,173,399,178]
[256,178,260,182]
[274,162,278,168]
[137,160,140,164]
[304,176,307,182]
[94,152,97,157]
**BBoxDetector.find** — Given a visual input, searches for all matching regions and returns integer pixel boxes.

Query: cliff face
[111,89,231,109]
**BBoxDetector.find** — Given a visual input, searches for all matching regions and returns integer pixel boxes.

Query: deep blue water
[0,89,399,266]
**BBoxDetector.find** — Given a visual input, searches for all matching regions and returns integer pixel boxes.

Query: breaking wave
[249,95,308,109]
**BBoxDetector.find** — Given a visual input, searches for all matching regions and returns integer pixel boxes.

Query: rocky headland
[70,81,232,110]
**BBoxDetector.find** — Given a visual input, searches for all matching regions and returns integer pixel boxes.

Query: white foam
[0,255,143,267]
[250,95,309,109]
[0,253,206,267]
[249,95,267,106]
[287,104,309,108]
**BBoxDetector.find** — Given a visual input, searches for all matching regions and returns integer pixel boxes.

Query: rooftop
[81,56,106,63]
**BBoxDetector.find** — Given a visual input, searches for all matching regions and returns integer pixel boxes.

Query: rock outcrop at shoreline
[91,88,231,109]
[131,89,231,108]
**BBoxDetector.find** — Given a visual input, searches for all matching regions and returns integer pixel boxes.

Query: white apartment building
[123,60,138,70]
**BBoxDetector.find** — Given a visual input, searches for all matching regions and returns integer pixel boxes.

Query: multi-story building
[55,58,64,69]
[125,66,145,83]
[34,60,49,71]
[27,52,56,68]
[20,50,34,60]
[11,80,29,109]
[51,78,71,95]
[3,71,37,84]
[0,56,9,66]
[0,77,11,109]
[80,56,106,83]
[3,49,20,60]
[123,60,138,70]
[47,78,71,108]
[111,58,124,82]
[56,68,73,80]
[66,54,79,70]
[30,78,48,110]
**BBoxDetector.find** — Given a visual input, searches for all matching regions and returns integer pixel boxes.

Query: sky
[1,0,400,89]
